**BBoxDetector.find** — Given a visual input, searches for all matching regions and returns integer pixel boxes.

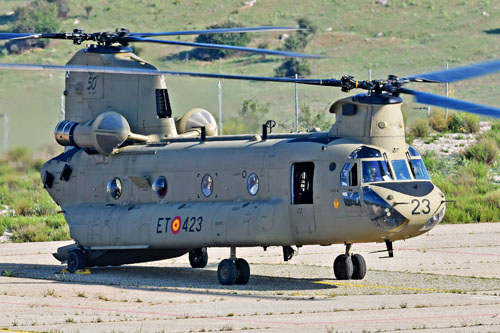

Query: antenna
[0,113,7,152]
[218,80,222,135]
[60,94,65,120]
[295,73,299,132]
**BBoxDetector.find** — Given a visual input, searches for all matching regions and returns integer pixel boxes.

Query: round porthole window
[107,177,122,200]
[201,174,213,197]
[247,173,259,196]
[152,176,167,198]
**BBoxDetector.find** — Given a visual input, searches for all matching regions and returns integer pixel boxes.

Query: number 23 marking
[411,199,431,215]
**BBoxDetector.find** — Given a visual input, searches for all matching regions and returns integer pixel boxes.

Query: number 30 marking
[411,199,431,215]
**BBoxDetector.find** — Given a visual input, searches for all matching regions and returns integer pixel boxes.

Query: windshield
[362,160,393,183]
[392,160,412,180]
[409,159,430,180]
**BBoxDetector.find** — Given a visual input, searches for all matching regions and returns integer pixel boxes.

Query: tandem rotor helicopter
[1,26,500,285]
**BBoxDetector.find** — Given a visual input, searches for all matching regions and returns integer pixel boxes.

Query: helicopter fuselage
[42,131,445,254]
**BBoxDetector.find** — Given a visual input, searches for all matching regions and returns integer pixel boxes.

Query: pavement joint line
[314,280,453,293]
[472,296,500,301]
[357,244,500,257]
[0,300,498,328]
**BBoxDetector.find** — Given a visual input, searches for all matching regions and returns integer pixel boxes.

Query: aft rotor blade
[400,88,500,118]
[0,32,41,41]
[0,62,340,85]
[126,36,321,58]
[131,26,301,37]
[407,58,500,83]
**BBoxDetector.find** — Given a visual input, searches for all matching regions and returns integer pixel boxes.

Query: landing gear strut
[333,243,366,280]
[217,247,250,285]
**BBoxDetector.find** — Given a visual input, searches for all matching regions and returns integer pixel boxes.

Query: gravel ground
[0,223,499,332]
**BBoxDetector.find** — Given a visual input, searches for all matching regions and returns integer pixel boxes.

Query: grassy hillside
[0,0,499,149]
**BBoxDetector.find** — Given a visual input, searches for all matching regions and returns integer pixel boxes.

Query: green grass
[424,125,500,223]
[0,147,70,242]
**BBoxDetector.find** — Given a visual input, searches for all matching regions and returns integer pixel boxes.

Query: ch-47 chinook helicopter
[1,27,500,285]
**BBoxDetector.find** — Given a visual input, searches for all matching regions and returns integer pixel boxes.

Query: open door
[290,162,316,234]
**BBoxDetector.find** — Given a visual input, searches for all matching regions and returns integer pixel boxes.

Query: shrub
[422,151,448,174]
[429,111,448,132]
[409,119,430,138]
[447,112,479,133]
[4,0,60,54]
[463,137,499,165]
[189,21,251,60]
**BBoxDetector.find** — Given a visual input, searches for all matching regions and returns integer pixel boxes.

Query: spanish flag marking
[171,216,181,235]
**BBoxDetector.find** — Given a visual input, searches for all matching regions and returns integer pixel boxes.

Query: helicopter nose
[363,181,446,233]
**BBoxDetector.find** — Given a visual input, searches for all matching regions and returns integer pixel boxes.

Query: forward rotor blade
[400,88,500,118]
[0,33,41,41]
[131,26,300,37]
[0,62,339,85]
[126,36,321,58]
[407,58,500,83]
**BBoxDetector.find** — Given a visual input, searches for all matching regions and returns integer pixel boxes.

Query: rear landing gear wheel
[235,258,250,285]
[189,248,208,268]
[217,259,237,285]
[67,249,86,273]
[333,254,353,280]
[351,253,366,280]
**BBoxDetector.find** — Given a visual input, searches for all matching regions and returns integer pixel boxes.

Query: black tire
[235,258,250,285]
[351,254,366,280]
[333,254,353,280]
[67,250,85,273]
[189,248,208,268]
[217,259,237,285]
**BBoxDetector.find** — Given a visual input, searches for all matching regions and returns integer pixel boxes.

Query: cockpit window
[409,159,430,180]
[362,160,393,183]
[340,162,358,186]
[348,146,382,159]
[392,160,412,180]
[408,146,421,157]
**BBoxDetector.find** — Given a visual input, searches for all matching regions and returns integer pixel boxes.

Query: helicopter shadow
[0,262,337,296]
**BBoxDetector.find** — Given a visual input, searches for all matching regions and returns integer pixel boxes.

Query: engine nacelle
[55,111,131,155]
[176,108,218,136]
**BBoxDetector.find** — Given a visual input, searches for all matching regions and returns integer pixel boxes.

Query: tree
[224,99,269,134]
[4,0,60,54]
[298,104,332,131]
[189,21,251,61]
[85,5,93,19]
[275,18,317,77]
[274,58,311,77]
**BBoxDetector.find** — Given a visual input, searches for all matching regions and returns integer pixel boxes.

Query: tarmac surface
[0,223,499,332]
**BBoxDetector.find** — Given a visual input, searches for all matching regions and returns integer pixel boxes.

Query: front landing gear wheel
[235,258,250,285]
[189,248,208,268]
[217,259,237,285]
[351,253,366,280]
[67,249,86,273]
[333,254,353,280]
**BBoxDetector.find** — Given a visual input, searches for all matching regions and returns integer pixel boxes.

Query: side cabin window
[292,162,314,205]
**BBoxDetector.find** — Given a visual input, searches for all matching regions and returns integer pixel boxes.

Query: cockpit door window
[392,160,412,180]
[409,159,430,180]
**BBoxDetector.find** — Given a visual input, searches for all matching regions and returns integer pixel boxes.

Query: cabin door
[289,162,316,234]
